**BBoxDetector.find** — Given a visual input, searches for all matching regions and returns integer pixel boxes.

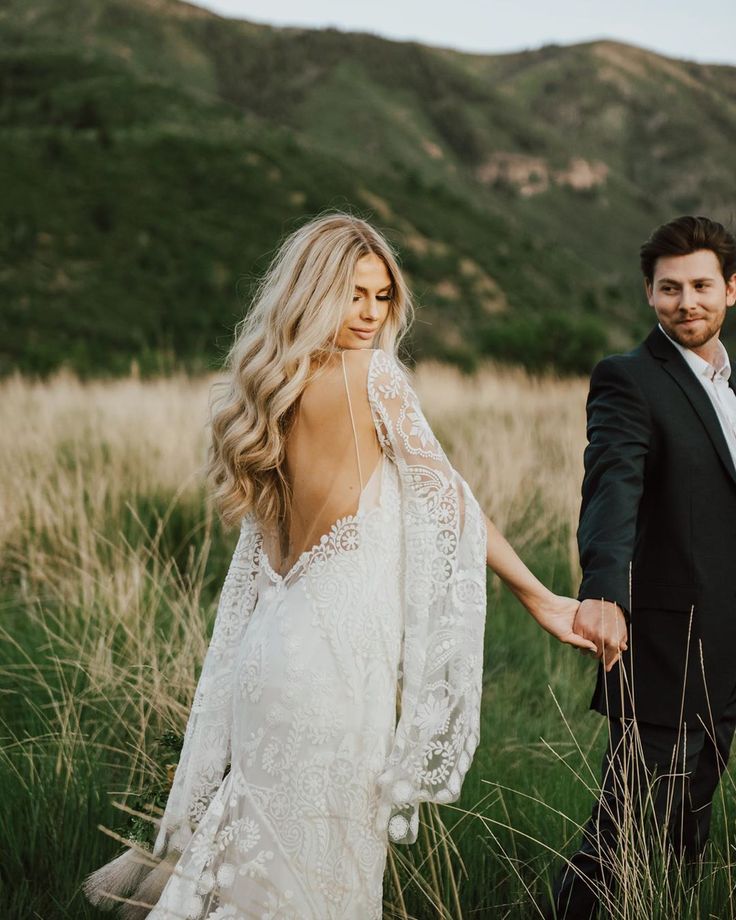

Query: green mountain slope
[1,0,735,375]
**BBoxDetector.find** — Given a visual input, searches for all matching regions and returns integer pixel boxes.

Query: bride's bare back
[268,349,383,577]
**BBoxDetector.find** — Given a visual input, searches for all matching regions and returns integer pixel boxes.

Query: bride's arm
[355,345,593,652]
[484,513,596,651]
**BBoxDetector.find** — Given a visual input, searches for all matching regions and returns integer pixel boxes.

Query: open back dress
[84,347,487,920]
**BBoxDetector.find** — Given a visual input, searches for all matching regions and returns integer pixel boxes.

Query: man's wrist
[579,596,630,623]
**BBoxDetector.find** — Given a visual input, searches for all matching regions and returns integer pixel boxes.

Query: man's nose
[681,286,697,310]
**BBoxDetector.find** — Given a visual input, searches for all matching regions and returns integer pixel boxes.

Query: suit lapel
[646,326,736,486]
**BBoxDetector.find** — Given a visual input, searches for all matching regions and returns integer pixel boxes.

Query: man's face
[646,249,736,353]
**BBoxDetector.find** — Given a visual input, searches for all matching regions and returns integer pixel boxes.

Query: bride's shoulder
[342,347,402,378]
[341,347,380,383]
[341,346,381,367]
[337,347,374,401]
[342,348,408,400]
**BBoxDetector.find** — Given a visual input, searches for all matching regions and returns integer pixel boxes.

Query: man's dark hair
[639,215,736,283]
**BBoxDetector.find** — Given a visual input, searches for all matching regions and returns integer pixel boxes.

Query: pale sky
[189,0,736,66]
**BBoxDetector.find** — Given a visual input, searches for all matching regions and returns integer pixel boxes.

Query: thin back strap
[341,350,364,492]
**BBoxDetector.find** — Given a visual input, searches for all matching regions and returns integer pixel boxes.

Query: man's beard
[665,312,725,350]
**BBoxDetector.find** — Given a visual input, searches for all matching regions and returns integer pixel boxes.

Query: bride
[84,213,594,919]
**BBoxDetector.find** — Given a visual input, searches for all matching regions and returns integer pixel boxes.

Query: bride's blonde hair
[208,212,414,529]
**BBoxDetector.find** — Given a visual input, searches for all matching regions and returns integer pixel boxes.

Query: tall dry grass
[414,361,586,575]
[0,368,211,565]
[0,362,587,571]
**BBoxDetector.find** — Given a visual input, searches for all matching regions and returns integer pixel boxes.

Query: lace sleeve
[153,514,262,857]
[83,515,262,910]
[367,349,487,845]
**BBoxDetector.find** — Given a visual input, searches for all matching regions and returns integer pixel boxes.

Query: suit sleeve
[578,357,651,611]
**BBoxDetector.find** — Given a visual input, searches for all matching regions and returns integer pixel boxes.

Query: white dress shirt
[659,324,736,471]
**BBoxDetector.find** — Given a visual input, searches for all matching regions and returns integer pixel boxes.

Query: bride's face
[336,253,392,349]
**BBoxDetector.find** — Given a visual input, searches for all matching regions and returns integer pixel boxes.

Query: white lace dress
[84,349,487,920]
[150,458,402,919]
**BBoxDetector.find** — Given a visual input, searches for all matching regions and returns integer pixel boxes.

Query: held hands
[572,598,628,672]
[527,591,599,654]
[524,592,627,672]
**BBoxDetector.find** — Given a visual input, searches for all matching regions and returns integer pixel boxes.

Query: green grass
[3,493,735,919]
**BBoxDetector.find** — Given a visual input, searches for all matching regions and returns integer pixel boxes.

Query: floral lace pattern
[367,349,487,844]
[155,521,263,852]
[85,348,487,919]
[146,460,403,918]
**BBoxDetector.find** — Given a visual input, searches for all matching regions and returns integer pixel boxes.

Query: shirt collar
[658,324,731,382]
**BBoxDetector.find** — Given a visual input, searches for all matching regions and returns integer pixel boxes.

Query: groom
[549,215,736,918]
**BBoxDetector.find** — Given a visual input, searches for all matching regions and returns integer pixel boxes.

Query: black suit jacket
[579,325,736,727]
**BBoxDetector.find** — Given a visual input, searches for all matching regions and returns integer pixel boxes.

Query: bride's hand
[527,591,598,652]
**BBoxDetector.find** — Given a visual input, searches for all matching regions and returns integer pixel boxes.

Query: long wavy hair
[207,212,414,530]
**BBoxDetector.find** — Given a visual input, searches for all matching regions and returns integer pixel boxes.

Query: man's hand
[573,598,628,672]
[528,592,598,654]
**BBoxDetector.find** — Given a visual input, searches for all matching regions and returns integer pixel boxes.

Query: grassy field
[2,364,735,919]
